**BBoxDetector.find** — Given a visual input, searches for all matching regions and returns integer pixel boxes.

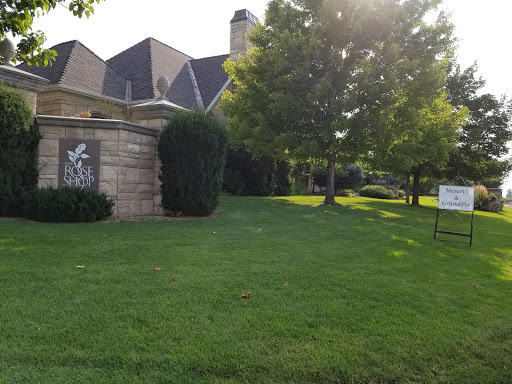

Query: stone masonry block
[101,141,119,152]
[100,155,119,166]
[129,200,142,216]
[95,129,119,141]
[118,183,137,193]
[119,157,138,168]
[142,200,154,216]
[39,164,58,176]
[38,139,59,157]
[138,159,154,169]
[118,193,140,201]
[65,127,84,139]
[140,192,154,200]
[100,181,117,196]
[140,169,154,184]
[138,183,154,193]
[38,156,59,165]
[126,143,141,153]
[100,165,118,182]
[117,200,130,217]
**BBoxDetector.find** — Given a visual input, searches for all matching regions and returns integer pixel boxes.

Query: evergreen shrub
[158,111,228,216]
[0,85,40,215]
[359,185,395,199]
[398,190,406,197]
[23,187,114,222]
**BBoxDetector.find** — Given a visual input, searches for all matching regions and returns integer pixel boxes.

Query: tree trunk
[405,174,411,205]
[269,156,276,196]
[324,153,337,204]
[412,168,421,206]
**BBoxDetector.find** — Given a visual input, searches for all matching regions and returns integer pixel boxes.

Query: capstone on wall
[37,116,163,217]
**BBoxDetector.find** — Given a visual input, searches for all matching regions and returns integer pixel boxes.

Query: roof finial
[156,75,170,100]
[0,38,15,66]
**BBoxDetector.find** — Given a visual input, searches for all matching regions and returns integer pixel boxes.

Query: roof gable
[189,54,230,109]
[107,37,192,101]
[17,40,129,101]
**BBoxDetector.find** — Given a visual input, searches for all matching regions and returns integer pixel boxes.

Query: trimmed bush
[0,85,40,215]
[23,187,114,222]
[359,185,394,199]
[158,111,228,216]
[398,190,406,197]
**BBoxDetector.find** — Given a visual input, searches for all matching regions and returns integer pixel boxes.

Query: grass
[1,195,512,383]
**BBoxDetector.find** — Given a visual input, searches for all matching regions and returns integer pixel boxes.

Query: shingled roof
[17,40,129,101]
[17,38,231,111]
[190,54,230,109]
[107,38,192,102]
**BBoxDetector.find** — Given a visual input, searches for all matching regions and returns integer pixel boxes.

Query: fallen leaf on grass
[475,285,480,289]
[257,228,263,231]
[154,267,161,271]
[103,235,107,238]
[76,266,85,269]
[171,278,176,281]
[241,291,251,299]
[284,281,289,286]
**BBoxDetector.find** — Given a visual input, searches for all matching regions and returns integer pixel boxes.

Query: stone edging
[36,115,161,137]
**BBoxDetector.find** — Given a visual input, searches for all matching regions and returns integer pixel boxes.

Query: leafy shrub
[398,190,406,197]
[359,185,394,199]
[0,85,40,215]
[337,189,355,197]
[223,148,291,196]
[158,111,228,216]
[23,187,114,222]
[474,185,499,211]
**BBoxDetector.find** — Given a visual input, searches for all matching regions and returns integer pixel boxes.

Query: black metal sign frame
[434,208,474,246]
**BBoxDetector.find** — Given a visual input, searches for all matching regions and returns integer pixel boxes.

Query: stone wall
[487,188,503,213]
[37,88,128,121]
[0,65,48,114]
[37,115,163,218]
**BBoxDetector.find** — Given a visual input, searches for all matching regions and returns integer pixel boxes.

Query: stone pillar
[0,39,49,113]
[230,9,259,61]
[487,188,503,213]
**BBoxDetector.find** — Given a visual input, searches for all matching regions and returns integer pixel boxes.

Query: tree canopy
[0,0,104,66]
[222,0,457,204]
[444,62,512,185]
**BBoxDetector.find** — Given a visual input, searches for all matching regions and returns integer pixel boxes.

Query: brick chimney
[230,9,259,61]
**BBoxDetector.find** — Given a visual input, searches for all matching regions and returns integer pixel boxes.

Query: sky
[8,0,512,191]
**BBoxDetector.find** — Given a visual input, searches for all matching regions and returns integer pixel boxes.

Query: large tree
[444,63,512,185]
[1,0,104,66]
[222,0,455,204]
[370,91,468,205]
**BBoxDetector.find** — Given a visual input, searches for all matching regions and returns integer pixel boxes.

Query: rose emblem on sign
[63,143,95,189]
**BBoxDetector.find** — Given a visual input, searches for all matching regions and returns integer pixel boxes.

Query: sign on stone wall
[437,185,475,212]
[58,139,100,192]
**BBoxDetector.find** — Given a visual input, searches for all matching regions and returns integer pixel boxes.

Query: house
[15,9,259,125]
[0,9,259,218]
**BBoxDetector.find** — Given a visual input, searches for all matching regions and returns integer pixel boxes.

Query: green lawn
[1,196,511,383]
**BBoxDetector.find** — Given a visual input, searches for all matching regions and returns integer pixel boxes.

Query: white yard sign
[438,185,475,212]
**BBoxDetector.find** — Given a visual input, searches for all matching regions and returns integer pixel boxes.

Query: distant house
[16,9,259,125]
